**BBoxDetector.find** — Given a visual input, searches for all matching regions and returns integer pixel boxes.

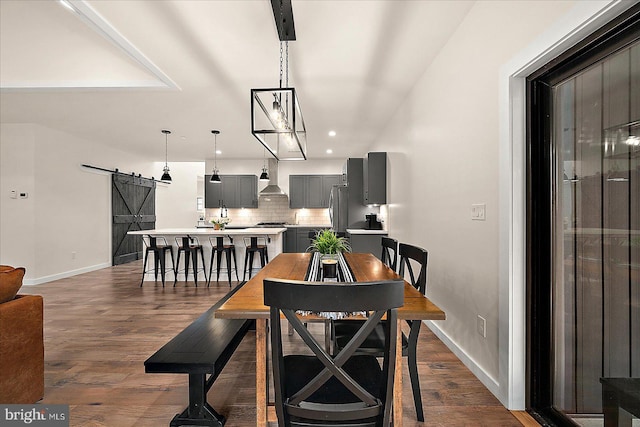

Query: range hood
[259,158,287,197]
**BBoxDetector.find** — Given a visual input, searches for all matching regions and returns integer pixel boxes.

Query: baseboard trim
[425,320,501,399]
[23,263,111,285]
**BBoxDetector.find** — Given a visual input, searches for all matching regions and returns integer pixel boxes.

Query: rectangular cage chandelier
[251,87,307,160]
[251,0,307,161]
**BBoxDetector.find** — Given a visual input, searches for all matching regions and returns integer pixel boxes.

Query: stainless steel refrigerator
[329,185,348,232]
[329,158,368,232]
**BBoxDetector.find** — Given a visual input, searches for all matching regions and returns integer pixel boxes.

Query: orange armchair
[0,266,44,404]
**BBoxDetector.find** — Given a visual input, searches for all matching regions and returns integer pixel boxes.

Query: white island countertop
[346,229,388,235]
[128,227,286,236]
[285,224,332,228]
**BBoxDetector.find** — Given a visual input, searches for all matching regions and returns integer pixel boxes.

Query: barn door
[112,174,156,265]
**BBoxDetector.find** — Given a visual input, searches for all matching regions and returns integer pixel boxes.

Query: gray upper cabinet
[205,175,258,208]
[322,175,341,204]
[307,176,324,207]
[222,176,238,207]
[289,175,341,208]
[205,176,223,208]
[289,175,306,209]
[237,175,257,207]
[363,152,387,205]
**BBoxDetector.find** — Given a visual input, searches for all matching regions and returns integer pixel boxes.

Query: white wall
[155,161,204,229]
[369,0,580,406]
[0,123,181,284]
[0,124,36,273]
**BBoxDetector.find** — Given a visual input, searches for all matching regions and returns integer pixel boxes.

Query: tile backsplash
[205,196,330,226]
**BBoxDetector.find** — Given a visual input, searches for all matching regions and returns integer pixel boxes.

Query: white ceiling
[0,0,473,162]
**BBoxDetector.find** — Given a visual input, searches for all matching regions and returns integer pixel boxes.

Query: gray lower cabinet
[205,175,258,208]
[347,232,387,260]
[284,227,333,253]
[297,232,312,253]
[289,175,341,208]
[283,228,297,253]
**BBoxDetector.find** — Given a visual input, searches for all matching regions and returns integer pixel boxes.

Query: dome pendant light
[160,129,172,181]
[210,130,221,183]
[259,148,269,182]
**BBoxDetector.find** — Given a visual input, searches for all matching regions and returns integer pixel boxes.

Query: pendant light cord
[165,133,169,167]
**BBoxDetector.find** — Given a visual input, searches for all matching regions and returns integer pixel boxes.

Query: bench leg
[170,373,225,427]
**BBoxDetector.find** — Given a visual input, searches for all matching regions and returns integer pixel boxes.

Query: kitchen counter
[346,229,388,235]
[285,224,331,228]
[346,230,388,259]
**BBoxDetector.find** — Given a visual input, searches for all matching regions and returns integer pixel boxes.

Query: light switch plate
[477,315,486,338]
[471,204,486,221]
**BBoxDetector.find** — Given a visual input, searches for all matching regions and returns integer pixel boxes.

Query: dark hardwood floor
[19,261,533,426]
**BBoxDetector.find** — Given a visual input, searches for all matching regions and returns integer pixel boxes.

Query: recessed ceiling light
[326,149,333,154]
[216,150,222,155]
[328,131,336,137]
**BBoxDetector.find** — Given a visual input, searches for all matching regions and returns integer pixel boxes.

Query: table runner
[304,252,355,283]
[299,252,365,320]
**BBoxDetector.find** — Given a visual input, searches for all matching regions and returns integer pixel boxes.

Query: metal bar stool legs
[242,236,268,281]
[140,236,175,287]
[174,236,207,287]
[207,236,239,287]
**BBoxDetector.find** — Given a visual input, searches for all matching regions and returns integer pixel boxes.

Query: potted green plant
[307,229,351,257]
[210,217,231,230]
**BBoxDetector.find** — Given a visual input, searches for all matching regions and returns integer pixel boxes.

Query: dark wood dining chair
[333,243,429,421]
[380,236,398,271]
[264,278,404,427]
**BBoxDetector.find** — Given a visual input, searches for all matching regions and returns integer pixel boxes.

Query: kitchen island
[128,228,286,283]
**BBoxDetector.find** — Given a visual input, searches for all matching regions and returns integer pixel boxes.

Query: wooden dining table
[214,252,446,426]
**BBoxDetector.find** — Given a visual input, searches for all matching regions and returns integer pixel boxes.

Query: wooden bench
[145,283,253,427]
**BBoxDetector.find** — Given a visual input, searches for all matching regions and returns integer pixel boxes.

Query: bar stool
[208,236,239,287]
[140,235,175,287]
[174,236,207,287]
[242,236,269,281]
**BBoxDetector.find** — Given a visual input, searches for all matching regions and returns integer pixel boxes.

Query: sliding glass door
[553,40,639,425]
[527,7,639,426]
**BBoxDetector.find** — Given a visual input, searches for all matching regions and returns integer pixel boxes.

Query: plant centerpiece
[307,229,351,261]
[210,217,231,230]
